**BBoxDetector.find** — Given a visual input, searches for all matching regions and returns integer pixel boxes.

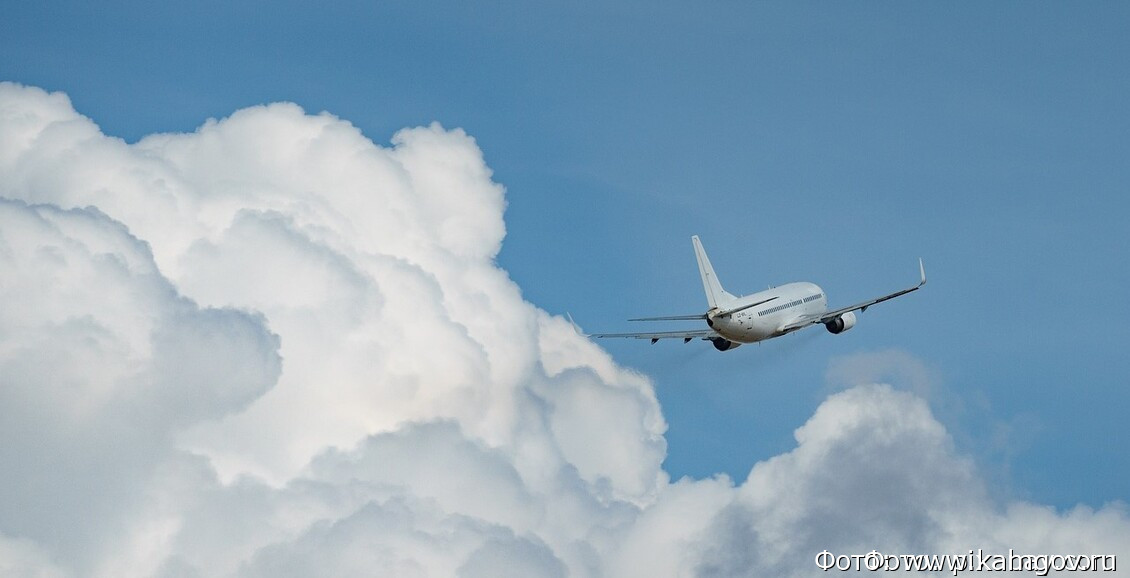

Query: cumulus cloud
[0,82,1126,577]
[0,197,280,573]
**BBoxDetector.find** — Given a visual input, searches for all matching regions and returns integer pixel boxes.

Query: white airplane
[589,236,925,351]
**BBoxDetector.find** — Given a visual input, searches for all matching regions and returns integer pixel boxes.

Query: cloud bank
[0,82,1126,577]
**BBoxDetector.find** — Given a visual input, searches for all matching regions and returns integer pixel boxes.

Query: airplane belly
[714,317,773,343]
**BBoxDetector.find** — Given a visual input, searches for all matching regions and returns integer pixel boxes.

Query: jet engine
[824,311,858,334]
[711,337,742,351]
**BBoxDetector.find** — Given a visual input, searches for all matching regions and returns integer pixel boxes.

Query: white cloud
[0,82,1126,577]
[0,197,280,577]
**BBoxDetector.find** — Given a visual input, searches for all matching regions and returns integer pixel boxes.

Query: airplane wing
[590,329,718,344]
[778,258,926,333]
[628,297,779,322]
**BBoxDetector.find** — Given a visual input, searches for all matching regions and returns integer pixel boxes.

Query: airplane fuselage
[707,282,827,343]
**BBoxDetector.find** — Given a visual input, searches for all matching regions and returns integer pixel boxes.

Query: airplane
[586,236,925,351]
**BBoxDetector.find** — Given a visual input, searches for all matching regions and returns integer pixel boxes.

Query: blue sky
[4,0,1128,513]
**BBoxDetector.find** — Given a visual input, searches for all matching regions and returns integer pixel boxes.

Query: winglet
[566,312,588,337]
[918,258,927,287]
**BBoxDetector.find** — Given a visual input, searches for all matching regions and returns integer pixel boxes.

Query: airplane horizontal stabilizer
[629,314,707,321]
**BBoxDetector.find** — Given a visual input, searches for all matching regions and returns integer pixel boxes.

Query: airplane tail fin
[692,235,737,309]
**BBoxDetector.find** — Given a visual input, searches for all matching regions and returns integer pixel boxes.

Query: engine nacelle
[824,311,858,334]
[711,337,742,351]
